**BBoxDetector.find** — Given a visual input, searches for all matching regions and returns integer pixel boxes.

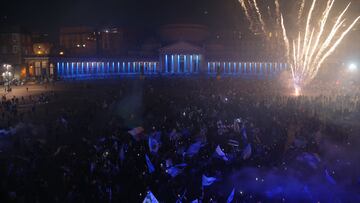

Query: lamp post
[2,64,13,92]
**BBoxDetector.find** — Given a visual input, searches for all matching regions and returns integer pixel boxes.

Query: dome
[159,24,209,44]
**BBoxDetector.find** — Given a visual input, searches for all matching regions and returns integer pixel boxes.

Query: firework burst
[238,0,360,95]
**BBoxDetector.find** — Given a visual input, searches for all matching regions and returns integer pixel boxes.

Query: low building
[22,23,287,80]
[0,26,32,79]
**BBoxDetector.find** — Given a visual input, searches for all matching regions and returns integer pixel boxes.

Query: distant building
[19,23,288,80]
[0,26,32,78]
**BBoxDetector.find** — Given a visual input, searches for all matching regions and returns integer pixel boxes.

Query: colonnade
[163,54,201,74]
[57,61,159,78]
[207,62,288,75]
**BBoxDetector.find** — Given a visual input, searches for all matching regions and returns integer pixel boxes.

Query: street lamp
[2,64,13,92]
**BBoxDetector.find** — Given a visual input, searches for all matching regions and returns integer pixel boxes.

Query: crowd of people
[0,77,360,202]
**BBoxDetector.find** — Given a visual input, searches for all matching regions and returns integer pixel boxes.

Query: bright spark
[238,0,360,93]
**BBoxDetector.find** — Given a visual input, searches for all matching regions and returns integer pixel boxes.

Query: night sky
[0,0,245,30]
[1,0,358,34]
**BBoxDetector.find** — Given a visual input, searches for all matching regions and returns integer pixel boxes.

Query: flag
[228,139,239,147]
[148,136,160,154]
[325,169,336,185]
[242,144,252,160]
[215,145,229,161]
[186,141,203,157]
[145,154,155,173]
[53,145,67,156]
[128,127,145,141]
[234,118,241,133]
[166,163,187,178]
[296,153,321,169]
[202,175,217,186]
[143,191,159,203]
[227,188,235,203]
[119,144,126,162]
[241,127,248,142]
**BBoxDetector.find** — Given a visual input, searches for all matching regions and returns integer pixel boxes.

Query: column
[171,54,175,73]
[184,55,188,73]
[196,55,199,73]
[190,55,193,73]
[165,55,168,73]
[177,55,180,73]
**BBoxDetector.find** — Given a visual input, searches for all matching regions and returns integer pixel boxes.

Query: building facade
[0,26,32,79]
[21,24,288,80]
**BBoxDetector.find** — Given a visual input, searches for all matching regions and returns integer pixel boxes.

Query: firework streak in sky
[238,0,360,93]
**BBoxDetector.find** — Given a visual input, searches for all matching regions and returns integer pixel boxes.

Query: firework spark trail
[311,3,351,70]
[238,0,359,92]
[252,0,267,35]
[301,0,334,77]
[301,2,355,82]
[274,0,281,26]
[313,16,360,79]
[298,0,306,24]
[239,0,256,32]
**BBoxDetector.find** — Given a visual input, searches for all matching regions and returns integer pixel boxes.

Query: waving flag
[145,154,155,173]
[143,191,159,203]
[241,127,248,142]
[234,118,241,133]
[128,127,145,141]
[227,188,235,203]
[215,145,229,161]
[242,144,252,160]
[119,144,126,162]
[202,175,217,187]
[148,136,160,154]
[166,163,187,178]
[296,152,321,169]
[325,169,336,185]
[186,141,203,157]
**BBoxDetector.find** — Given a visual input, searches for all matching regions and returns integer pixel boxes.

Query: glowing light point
[348,63,357,72]
[294,85,301,97]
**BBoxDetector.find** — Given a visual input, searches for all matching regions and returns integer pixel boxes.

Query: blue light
[57,63,60,76]
[190,55,193,73]
[71,63,74,75]
[177,55,180,73]
[171,55,174,73]
[81,62,84,75]
[196,55,199,73]
[165,55,168,73]
[184,55,187,73]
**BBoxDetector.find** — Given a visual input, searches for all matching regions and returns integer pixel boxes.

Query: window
[12,46,18,53]
[1,46,7,54]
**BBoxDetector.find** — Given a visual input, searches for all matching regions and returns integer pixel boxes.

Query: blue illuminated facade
[54,42,288,79]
